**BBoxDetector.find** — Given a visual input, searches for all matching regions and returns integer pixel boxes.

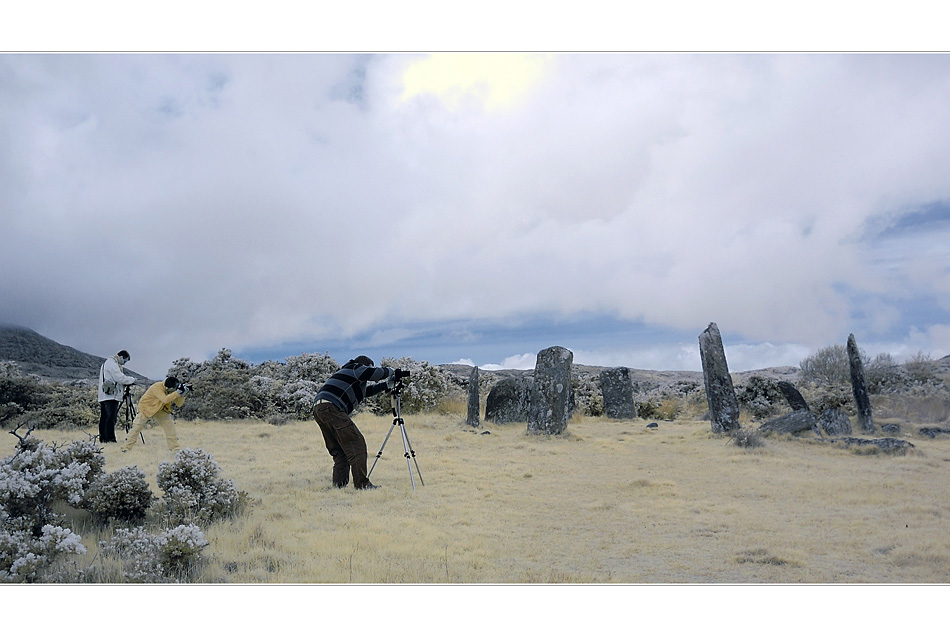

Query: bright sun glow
[400,53,552,112]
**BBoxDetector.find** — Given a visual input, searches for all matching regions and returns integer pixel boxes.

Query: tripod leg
[397,420,417,490]
[368,420,399,479]
[400,423,424,487]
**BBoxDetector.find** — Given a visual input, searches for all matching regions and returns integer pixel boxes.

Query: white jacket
[98,355,137,402]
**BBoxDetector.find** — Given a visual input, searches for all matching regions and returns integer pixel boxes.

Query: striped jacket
[314,362,394,414]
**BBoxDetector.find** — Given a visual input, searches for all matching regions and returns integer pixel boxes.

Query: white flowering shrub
[100,523,208,583]
[160,523,210,575]
[0,522,87,583]
[156,448,248,525]
[99,526,165,582]
[277,379,320,418]
[168,349,338,421]
[0,428,99,582]
[367,357,453,414]
[0,435,92,533]
[284,352,338,383]
[84,465,154,525]
[0,360,23,377]
[60,438,106,487]
[169,351,265,420]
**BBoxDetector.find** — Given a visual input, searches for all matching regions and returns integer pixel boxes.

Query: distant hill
[0,324,150,383]
[441,361,803,392]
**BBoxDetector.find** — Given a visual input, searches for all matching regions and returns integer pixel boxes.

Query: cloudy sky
[3,49,950,379]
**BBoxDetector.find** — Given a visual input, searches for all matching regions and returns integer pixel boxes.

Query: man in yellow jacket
[121,376,189,452]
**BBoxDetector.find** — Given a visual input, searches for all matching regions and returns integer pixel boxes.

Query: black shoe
[356,483,379,490]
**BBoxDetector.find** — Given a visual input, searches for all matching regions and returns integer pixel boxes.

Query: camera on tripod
[371,367,424,489]
[389,368,410,395]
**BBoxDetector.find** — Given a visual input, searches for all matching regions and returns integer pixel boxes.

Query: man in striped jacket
[312,356,395,490]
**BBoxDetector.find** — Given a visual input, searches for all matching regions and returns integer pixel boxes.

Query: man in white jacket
[98,350,137,443]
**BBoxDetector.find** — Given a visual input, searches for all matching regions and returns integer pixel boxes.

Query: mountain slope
[0,324,149,382]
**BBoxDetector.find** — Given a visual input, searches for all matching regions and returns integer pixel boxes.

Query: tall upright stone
[466,366,480,427]
[847,333,874,432]
[698,322,740,433]
[528,346,573,435]
[601,367,638,419]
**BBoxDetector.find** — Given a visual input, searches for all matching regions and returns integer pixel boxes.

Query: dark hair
[164,376,179,389]
[345,356,374,368]
[118,350,130,359]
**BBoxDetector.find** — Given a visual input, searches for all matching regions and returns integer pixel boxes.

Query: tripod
[368,379,424,489]
[121,385,145,445]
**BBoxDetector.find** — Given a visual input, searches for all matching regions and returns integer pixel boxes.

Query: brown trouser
[313,402,372,489]
[120,410,180,452]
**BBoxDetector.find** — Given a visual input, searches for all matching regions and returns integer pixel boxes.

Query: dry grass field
[7,410,950,585]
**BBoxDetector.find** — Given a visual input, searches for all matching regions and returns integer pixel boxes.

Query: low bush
[1,426,248,583]
[735,376,783,420]
[729,427,765,448]
[99,523,208,583]
[156,448,248,526]
[84,465,154,525]
[167,349,338,421]
[0,430,93,534]
[0,427,95,581]
[365,357,455,415]
[0,370,97,430]
[0,521,87,583]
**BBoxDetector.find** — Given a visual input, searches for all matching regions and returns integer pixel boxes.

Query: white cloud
[480,353,537,371]
[2,54,950,377]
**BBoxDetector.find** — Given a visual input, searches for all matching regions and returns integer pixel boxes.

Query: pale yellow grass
[8,414,950,583]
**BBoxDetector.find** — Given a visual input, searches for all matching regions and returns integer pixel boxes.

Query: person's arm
[159,389,183,407]
[358,365,394,383]
[365,380,391,399]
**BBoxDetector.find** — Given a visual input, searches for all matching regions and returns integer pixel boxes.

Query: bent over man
[121,377,188,453]
[312,356,395,490]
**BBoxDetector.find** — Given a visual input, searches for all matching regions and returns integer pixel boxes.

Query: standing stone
[601,367,638,420]
[485,377,533,423]
[777,381,810,411]
[698,323,740,433]
[466,366,480,427]
[847,334,874,432]
[528,346,573,435]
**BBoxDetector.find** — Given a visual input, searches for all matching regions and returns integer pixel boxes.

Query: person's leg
[121,413,148,451]
[154,412,180,451]
[99,400,119,442]
[339,423,373,488]
[314,404,350,487]
[317,406,372,489]
[103,399,120,442]
[314,403,373,489]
